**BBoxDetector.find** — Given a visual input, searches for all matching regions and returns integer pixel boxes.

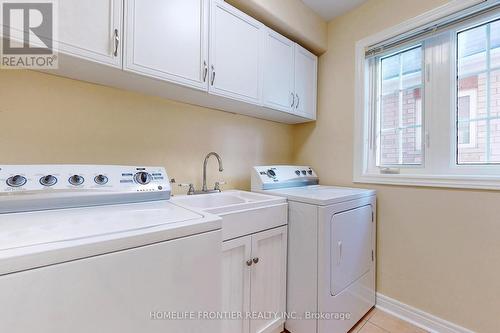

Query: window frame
[353,0,500,190]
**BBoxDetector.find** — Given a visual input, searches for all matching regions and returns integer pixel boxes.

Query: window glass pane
[458,25,487,76]
[492,20,500,68]
[457,21,500,164]
[402,127,423,164]
[490,119,500,162]
[489,70,500,163]
[380,129,399,165]
[402,47,422,89]
[491,69,500,118]
[378,46,423,166]
[381,92,399,130]
[458,120,487,164]
[381,54,400,81]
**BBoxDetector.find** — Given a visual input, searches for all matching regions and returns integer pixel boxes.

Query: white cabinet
[124,0,210,90]
[263,31,318,119]
[294,44,318,119]
[222,237,252,333]
[263,29,295,113]
[250,227,288,333]
[209,0,264,104]
[57,0,122,67]
[39,0,317,123]
[222,226,287,333]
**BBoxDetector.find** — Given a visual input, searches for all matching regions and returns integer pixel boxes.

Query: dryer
[251,165,376,333]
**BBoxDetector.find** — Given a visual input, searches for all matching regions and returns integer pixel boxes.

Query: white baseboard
[376,293,476,333]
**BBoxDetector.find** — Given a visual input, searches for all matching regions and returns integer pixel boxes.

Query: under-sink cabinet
[222,226,287,333]
[171,191,288,333]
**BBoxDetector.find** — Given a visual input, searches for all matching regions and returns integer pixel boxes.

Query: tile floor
[348,308,428,333]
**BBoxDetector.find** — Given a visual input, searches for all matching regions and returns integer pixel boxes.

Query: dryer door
[330,205,373,296]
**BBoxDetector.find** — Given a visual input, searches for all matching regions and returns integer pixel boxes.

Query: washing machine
[0,164,222,333]
[251,165,376,333]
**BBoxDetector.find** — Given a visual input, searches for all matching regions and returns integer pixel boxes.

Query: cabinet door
[58,0,122,67]
[250,226,287,333]
[209,0,264,104]
[222,236,252,333]
[125,0,209,90]
[263,29,295,113]
[294,44,318,119]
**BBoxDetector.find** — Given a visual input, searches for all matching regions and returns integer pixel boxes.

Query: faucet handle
[214,181,226,192]
[178,183,196,195]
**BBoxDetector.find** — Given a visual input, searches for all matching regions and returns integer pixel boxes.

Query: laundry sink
[173,192,246,210]
[172,190,287,240]
[172,190,282,214]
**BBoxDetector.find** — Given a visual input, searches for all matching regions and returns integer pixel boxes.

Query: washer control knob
[94,174,108,185]
[266,169,276,178]
[40,175,57,187]
[301,170,307,175]
[69,175,84,186]
[308,170,313,175]
[134,172,152,185]
[6,175,27,187]
[295,170,301,176]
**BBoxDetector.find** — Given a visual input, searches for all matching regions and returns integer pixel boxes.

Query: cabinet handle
[253,257,259,264]
[113,29,120,57]
[203,61,208,82]
[295,93,300,109]
[211,65,216,86]
[246,259,253,267]
[291,92,295,108]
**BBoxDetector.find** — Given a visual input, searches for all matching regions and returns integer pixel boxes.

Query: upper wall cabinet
[263,30,318,119]
[294,44,318,120]
[263,29,295,113]
[124,0,210,91]
[209,0,264,104]
[58,0,122,67]
[38,0,317,123]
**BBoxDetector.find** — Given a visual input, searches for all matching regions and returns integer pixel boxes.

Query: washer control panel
[0,165,171,213]
[251,165,319,191]
[0,165,169,192]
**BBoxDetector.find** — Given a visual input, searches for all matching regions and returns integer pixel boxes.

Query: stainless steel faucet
[202,152,224,192]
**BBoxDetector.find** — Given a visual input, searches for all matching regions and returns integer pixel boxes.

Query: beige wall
[293,0,500,332]
[226,0,327,54]
[0,70,294,195]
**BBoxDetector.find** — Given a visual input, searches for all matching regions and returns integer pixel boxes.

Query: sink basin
[173,193,246,209]
[172,190,285,215]
[172,190,287,241]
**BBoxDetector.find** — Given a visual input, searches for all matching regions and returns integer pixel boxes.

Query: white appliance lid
[263,185,375,206]
[0,200,207,252]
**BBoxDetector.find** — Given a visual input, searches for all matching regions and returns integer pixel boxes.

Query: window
[457,20,500,164]
[354,2,500,189]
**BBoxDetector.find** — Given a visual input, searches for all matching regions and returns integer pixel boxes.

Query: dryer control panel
[251,165,319,191]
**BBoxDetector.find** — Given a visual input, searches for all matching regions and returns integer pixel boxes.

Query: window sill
[353,173,500,190]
